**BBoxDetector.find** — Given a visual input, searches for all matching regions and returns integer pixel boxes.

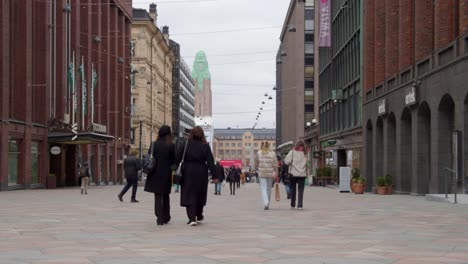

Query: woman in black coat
[144,125,175,226]
[176,126,217,226]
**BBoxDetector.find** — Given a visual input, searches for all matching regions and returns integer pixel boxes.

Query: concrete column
[411,110,419,194]
[395,116,403,192]
[430,109,440,193]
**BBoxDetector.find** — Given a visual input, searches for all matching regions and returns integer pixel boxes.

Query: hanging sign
[50,146,61,155]
[405,86,417,107]
[319,0,331,47]
[378,99,387,116]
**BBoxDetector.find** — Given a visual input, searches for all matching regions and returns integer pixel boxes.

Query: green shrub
[351,168,360,179]
[353,175,366,184]
[376,176,386,187]
[384,174,393,187]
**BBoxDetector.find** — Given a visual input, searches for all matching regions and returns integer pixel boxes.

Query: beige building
[213,129,276,168]
[130,5,174,154]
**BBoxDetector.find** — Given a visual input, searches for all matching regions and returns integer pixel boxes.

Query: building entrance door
[337,149,347,184]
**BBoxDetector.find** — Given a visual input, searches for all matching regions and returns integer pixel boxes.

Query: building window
[231,143,235,147]
[219,150,223,156]
[254,143,258,147]
[130,128,136,144]
[31,142,40,184]
[238,143,241,147]
[305,43,314,54]
[305,66,314,78]
[305,33,314,42]
[238,150,242,155]
[8,140,20,186]
[305,56,314,66]
[219,143,223,147]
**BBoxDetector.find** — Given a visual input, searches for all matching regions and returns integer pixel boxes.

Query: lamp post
[139,118,143,161]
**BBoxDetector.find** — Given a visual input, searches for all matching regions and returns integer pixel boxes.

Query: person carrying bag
[284,140,307,210]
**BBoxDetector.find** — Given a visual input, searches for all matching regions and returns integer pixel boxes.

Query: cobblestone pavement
[1,183,468,264]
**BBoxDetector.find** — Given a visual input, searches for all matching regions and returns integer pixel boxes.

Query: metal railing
[444,168,457,204]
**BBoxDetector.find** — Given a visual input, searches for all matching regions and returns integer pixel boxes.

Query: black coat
[226,166,238,182]
[144,140,175,194]
[176,140,217,207]
[124,156,142,181]
[215,164,226,182]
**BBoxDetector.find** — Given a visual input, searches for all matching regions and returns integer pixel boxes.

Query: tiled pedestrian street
[1,184,468,264]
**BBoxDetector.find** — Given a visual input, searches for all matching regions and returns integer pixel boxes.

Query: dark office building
[318,0,362,172]
[363,0,468,194]
[170,40,196,137]
[276,0,316,155]
[0,0,132,191]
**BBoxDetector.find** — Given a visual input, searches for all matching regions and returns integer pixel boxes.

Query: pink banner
[319,0,331,47]
[219,160,243,168]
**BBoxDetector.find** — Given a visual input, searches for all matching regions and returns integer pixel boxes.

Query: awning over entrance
[48,132,114,145]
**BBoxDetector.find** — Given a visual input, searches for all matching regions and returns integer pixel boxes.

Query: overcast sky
[133,0,290,129]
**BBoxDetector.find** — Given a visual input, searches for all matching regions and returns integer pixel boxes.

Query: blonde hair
[260,141,270,154]
[130,149,139,156]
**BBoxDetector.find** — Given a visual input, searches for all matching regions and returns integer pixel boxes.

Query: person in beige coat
[255,141,278,210]
[284,140,307,209]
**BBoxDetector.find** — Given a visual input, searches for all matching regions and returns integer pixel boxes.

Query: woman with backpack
[284,140,307,210]
[144,125,175,226]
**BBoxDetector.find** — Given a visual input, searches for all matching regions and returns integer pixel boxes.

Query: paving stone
[1,185,468,263]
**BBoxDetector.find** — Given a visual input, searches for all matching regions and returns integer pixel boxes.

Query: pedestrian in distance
[236,167,242,189]
[79,161,91,195]
[227,165,237,195]
[214,162,226,195]
[177,126,218,226]
[280,160,291,199]
[255,141,278,210]
[118,149,142,203]
[284,140,307,210]
[144,125,175,226]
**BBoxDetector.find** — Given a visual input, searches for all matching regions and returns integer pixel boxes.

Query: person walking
[79,161,91,195]
[118,149,142,203]
[177,126,217,226]
[214,162,225,195]
[144,125,175,226]
[280,161,291,199]
[284,141,307,210]
[227,165,237,195]
[236,167,242,189]
[256,141,278,210]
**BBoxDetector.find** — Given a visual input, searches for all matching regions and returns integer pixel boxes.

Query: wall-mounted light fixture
[63,3,71,13]
[94,36,102,44]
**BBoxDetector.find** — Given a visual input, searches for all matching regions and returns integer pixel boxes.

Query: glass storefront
[8,140,20,186]
[31,142,40,184]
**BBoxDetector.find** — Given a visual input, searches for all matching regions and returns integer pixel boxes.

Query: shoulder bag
[287,151,295,179]
[173,140,188,185]
[142,142,156,174]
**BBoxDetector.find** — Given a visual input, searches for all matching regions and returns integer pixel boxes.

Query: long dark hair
[157,125,173,144]
[189,126,207,144]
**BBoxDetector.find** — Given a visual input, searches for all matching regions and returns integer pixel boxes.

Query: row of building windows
[218,142,276,148]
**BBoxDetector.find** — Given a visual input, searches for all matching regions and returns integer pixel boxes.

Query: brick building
[130,5,174,155]
[363,0,468,194]
[213,129,276,168]
[0,0,132,191]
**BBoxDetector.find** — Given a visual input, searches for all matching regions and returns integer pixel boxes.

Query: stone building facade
[363,0,468,194]
[130,5,174,154]
[213,129,276,168]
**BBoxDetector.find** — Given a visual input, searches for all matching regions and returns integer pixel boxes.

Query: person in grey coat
[118,149,142,203]
[144,125,175,226]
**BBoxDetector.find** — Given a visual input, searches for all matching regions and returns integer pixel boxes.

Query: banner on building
[91,63,97,124]
[319,0,331,47]
[68,53,77,125]
[79,57,87,130]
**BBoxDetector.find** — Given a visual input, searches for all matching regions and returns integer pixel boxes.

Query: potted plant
[376,176,387,195]
[385,174,393,195]
[353,176,366,194]
[351,168,360,192]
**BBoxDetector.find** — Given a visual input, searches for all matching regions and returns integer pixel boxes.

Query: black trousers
[186,202,204,222]
[119,178,138,199]
[154,193,170,224]
[290,176,305,208]
[236,180,240,188]
[229,182,236,195]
